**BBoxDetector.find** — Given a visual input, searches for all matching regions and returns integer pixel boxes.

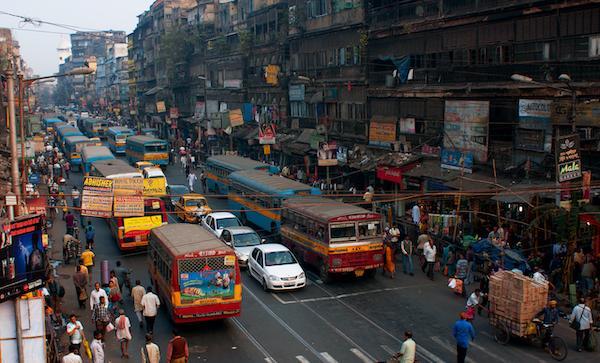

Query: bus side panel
[280,228,324,269]
[228,195,280,233]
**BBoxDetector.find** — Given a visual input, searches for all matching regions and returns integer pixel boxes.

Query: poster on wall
[518,99,552,152]
[555,134,582,183]
[156,101,166,113]
[369,118,397,148]
[258,124,276,144]
[81,177,114,218]
[317,141,338,166]
[443,100,489,162]
[441,148,474,173]
[400,117,416,134]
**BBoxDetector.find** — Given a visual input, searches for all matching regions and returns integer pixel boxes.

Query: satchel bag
[570,305,585,330]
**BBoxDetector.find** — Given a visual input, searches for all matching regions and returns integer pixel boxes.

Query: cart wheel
[548,336,568,361]
[494,322,510,345]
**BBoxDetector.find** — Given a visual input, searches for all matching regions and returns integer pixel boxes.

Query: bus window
[147,144,166,152]
[358,221,381,238]
[330,223,356,242]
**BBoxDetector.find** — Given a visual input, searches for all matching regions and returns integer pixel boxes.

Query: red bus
[109,198,167,250]
[148,224,242,323]
[281,197,384,282]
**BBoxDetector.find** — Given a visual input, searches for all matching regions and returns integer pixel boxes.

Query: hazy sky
[1,1,155,75]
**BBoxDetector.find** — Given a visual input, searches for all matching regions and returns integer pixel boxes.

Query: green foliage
[239,30,254,52]
[158,26,196,85]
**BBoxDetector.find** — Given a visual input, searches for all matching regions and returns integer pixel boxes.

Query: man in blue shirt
[85,221,95,250]
[453,312,475,363]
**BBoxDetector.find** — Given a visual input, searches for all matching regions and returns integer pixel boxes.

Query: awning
[403,159,460,181]
[144,86,163,96]
[284,142,311,155]
[296,129,315,144]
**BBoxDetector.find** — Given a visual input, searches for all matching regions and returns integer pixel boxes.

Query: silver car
[220,226,264,268]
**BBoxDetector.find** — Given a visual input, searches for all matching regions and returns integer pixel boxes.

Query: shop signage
[264,65,280,86]
[443,100,489,162]
[318,141,338,166]
[258,124,276,144]
[422,144,441,157]
[229,109,244,127]
[376,166,403,184]
[517,99,552,152]
[515,128,546,152]
[369,118,396,148]
[399,117,416,134]
[156,101,166,113]
[441,148,473,173]
[81,177,114,218]
[224,79,242,89]
[169,107,179,119]
[552,100,600,126]
[555,134,581,183]
[289,84,305,101]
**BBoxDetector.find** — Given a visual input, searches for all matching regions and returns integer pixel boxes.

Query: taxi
[174,193,212,223]
[135,160,155,171]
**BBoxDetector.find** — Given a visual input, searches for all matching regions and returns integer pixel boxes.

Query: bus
[281,197,384,282]
[82,118,109,139]
[227,169,321,233]
[140,128,159,138]
[205,155,277,194]
[43,118,64,133]
[149,224,241,323]
[126,135,169,166]
[110,198,167,250]
[64,135,100,171]
[81,145,115,175]
[107,126,134,155]
[56,125,83,149]
[90,159,142,179]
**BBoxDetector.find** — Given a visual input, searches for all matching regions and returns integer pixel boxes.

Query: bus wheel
[319,262,331,284]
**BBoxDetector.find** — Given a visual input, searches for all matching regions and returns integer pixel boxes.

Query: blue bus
[107,126,134,154]
[82,118,109,139]
[81,145,115,175]
[228,169,320,233]
[43,118,65,133]
[56,125,83,149]
[205,155,278,194]
[140,128,159,138]
[64,136,101,171]
[126,135,169,166]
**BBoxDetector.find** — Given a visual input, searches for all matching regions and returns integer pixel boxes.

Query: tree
[158,26,197,86]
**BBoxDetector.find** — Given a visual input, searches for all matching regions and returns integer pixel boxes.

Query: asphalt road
[54,156,598,363]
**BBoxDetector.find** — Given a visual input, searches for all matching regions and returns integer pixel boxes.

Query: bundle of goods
[489,270,548,336]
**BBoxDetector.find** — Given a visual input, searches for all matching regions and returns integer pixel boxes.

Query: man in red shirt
[65,211,75,236]
[166,330,189,363]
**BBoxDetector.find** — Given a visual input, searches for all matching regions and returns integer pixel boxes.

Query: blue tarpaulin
[242,103,253,123]
[471,239,530,273]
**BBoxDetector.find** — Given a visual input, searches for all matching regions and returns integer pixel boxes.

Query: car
[220,226,265,267]
[248,244,306,291]
[174,193,212,223]
[164,184,190,211]
[135,161,155,171]
[201,212,242,238]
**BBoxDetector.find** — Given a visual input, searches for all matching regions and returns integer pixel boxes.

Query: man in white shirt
[570,298,594,352]
[396,330,416,363]
[132,280,146,327]
[89,282,108,310]
[141,286,161,333]
[66,314,84,351]
[90,330,105,363]
[411,203,421,225]
[62,345,83,363]
[187,172,197,192]
[423,239,436,280]
[141,333,161,363]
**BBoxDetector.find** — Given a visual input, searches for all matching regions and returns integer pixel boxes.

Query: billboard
[443,100,489,162]
[179,268,235,304]
[258,124,276,145]
[441,148,474,173]
[555,134,582,183]
[81,177,114,218]
[369,118,396,148]
[517,99,552,152]
[317,141,338,166]
[0,214,47,303]
[113,178,144,217]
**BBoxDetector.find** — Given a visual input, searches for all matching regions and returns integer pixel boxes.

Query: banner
[265,65,280,86]
[369,119,396,147]
[194,101,205,120]
[441,148,473,173]
[443,100,489,162]
[517,99,552,152]
[399,117,416,134]
[229,109,244,127]
[156,101,166,113]
[81,177,114,218]
[123,215,163,235]
[317,141,338,166]
[258,124,276,145]
[169,107,179,119]
[179,268,235,304]
[113,178,144,217]
[555,134,581,183]
[143,178,167,196]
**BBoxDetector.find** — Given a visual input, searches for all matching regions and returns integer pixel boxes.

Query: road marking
[309,282,445,363]
[296,356,311,363]
[380,345,395,355]
[430,336,476,363]
[319,352,338,363]
[244,287,328,362]
[350,348,374,363]
[231,317,277,363]
[470,341,505,362]
[479,332,546,363]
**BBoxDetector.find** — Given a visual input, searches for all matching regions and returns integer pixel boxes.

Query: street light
[510,74,533,83]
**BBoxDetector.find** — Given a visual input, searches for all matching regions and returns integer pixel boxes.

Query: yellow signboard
[143,177,167,196]
[123,215,163,234]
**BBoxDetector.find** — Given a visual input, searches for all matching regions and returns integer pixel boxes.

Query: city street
[50,159,596,363]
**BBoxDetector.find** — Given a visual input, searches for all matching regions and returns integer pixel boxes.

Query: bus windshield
[330,223,356,241]
[116,134,128,140]
[358,221,381,238]
[265,251,297,266]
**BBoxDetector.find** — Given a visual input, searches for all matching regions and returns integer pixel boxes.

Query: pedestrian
[141,333,161,363]
[453,312,475,363]
[64,160,71,179]
[141,286,161,333]
[465,246,475,285]
[89,282,108,311]
[383,239,396,279]
[581,256,597,295]
[455,254,468,297]
[78,259,90,285]
[91,296,112,335]
[411,203,421,225]
[115,309,132,359]
[65,211,75,236]
[108,280,122,315]
[401,235,414,276]
[395,330,416,363]
[200,170,207,192]
[569,297,594,352]
[71,186,80,209]
[59,195,68,220]
[417,232,429,270]
[81,247,95,276]
[109,270,121,294]
[46,275,64,313]
[90,330,105,363]
[187,171,197,192]
[66,314,85,353]
[73,265,88,309]
[167,330,189,363]
[465,289,481,321]
[63,233,80,265]
[132,280,146,328]
[62,344,83,363]
[85,221,95,250]
[423,238,436,280]
[114,261,130,295]
[180,153,187,170]
[389,225,401,249]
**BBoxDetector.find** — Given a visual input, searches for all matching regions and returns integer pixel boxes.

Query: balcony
[305,7,364,33]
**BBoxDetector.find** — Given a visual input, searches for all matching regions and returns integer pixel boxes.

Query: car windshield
[233,232,261,247]
[170,186,189,195]
[217,218,241,229]
[185,199,206,207]
[265,251,297,266]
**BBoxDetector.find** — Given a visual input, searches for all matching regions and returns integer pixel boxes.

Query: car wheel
[262,277,269,292]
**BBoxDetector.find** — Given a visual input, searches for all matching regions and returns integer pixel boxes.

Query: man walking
[569,298,594,352]
[73,265,88,309]
[400,235,414,276]
[132,280,146,328]
[394,330,416,363]
[66,314,84,353]
[65,211,75,236]
[167,330,189,363]
[141,333,161,363]
[141,286,161,333]
[114,261,129,295]
[423,238,436,280]
[200,170,207,192]
[89,282,108,311]
[85,221,95,250]
[90,330,105,363]
[71,186,80,209]
[81,247,95,276]
[187,171,197,192]
[453,312,475,363]
[91,296,112,335]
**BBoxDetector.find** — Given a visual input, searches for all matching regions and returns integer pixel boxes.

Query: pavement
[47,155,599,363]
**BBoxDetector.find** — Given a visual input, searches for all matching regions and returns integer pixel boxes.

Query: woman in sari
[384,240,396,279]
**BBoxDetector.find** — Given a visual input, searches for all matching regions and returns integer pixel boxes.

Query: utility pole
[18,73,27,199]
[6,64,21,212]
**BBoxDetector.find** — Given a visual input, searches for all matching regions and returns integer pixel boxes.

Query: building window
[589,35,600,57]
[290,101,308,117]
[308,0,328,18]
[514,42,555,62]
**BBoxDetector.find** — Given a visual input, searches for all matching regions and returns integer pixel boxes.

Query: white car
[220,226,265,268]
[248,244,306,291]
[201,212,242,238]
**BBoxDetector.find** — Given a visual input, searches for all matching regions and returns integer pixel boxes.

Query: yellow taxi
[135,161,155,171]
[174,193,212,223]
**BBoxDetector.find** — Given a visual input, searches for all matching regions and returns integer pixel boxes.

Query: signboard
[517,99,552,152]
[224,79,242,89]
[337,146,348,164]
[265,65,280,86]
[289,84,305,101]
[179,269,235,304]
[552,99,600,126]
[113,178,144,217]
[123,215,163,235]
[443,100,489,162]
[156,101,166,113]
[0,215,46,303]
[369,119,397,147]
[556,134,582,183]
[399,117,416,134]
[258,124,276,145]
[229,109,244,127]
[441,148,473,173]
[81,177,114,218]
[317,141,338,166]
[194,101,205,120]
[169,107,179,119]
[422,144,441,157]
[143,178,167,196]
[377,166,404,184]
